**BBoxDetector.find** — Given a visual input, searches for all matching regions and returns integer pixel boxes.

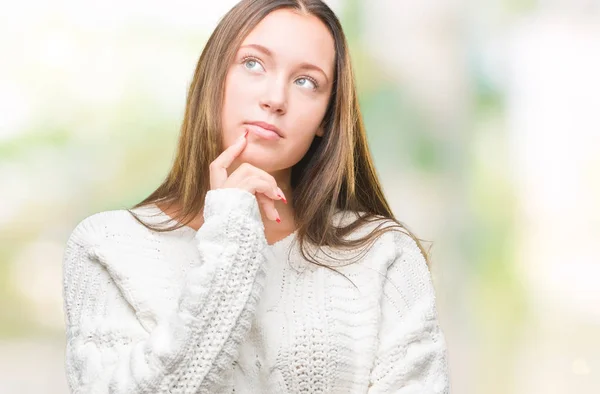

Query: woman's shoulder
[327,209,419,265]
[65,204,162,248]
[338,210,428,267]
[332,209,408,242]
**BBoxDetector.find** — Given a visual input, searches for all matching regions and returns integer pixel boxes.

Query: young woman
[62,0,450,393]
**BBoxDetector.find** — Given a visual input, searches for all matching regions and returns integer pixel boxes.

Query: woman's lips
[244,124,282,141]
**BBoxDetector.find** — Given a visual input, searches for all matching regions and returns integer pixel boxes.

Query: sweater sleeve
[62,187,268,394]
[367,231,451,394]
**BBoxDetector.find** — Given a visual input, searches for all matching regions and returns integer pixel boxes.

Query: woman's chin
[236,150,280,172]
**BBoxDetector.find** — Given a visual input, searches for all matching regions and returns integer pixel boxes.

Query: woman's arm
[367,231,451,394]
[63,188,267,394]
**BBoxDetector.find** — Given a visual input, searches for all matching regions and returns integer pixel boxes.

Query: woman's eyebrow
[239,43,330,84]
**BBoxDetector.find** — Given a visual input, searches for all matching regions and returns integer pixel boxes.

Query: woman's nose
[259,80,287,114]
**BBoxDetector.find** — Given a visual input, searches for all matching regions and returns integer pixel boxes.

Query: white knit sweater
[62,187,450,394]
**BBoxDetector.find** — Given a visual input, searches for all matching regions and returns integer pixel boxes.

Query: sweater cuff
[203,187,262,224]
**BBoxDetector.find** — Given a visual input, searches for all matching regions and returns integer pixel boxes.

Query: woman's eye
[242,57,318,90]
[243,58,264,72]
[295,77,317,90]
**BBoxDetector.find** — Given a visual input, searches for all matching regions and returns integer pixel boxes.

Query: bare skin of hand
[209,128,287,222]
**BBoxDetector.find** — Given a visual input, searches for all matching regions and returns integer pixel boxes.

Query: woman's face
[221,8,335,174]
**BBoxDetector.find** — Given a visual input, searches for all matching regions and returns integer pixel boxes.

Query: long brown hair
[128,0,432,278]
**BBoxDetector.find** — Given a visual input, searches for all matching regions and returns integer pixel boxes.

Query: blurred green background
[1,0,599,393]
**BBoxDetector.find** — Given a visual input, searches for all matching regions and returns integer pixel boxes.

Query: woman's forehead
[240,9,335,74]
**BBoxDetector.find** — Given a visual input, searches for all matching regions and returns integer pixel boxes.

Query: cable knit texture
[62,187,450,393]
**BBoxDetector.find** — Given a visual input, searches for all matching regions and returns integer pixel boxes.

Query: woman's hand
[209,129,287,222]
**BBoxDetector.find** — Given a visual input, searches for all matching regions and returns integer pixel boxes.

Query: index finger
[210,129,248,188]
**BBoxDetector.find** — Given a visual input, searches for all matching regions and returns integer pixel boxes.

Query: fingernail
[237,130,248,143]
[276,217,281,223]
[277,187,287,204]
